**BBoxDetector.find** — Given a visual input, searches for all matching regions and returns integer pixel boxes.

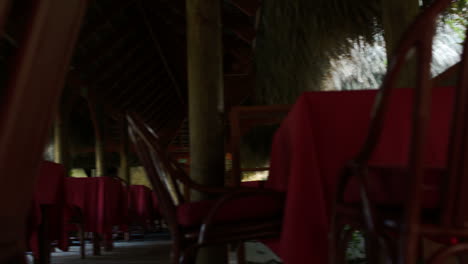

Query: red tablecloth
[66,177,128,235]
[266,87,453,263]
[240,180,266,188]
[28,161,68,256]
[128,185,158,227]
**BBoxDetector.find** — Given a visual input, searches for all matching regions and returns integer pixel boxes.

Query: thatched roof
[254,0,467,103]
[255,0,382,104]
[328,21,465,91]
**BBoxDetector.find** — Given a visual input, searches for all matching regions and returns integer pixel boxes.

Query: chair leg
[236,242,246,264]
[171,241,182,264]
[329,215,338,264]
[103,232,114,251]
[92,232,101,256]
[37,208,51,264]
[400,232,420,264]
[330,219,348,264]
[179,245,199,264]
[364,232,382,264]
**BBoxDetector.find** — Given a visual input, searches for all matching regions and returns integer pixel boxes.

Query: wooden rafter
[229,0,260,16]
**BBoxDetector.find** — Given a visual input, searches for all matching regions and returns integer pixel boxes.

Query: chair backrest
[127,113,186,228]
[447,27,468,228]
[355,0,468,228]
[0,1,87,259]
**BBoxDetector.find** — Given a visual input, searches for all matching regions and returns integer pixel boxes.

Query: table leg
[92,233,101,256]
[103,233,114,251]
[36,207,51,264]
[236,242,246,264]
[78,225,85,259]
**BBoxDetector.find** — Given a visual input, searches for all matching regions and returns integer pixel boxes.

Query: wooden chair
[330,0,468,263]
[229,105,291,186]
[0,1,87,262]
[127,113,284,264]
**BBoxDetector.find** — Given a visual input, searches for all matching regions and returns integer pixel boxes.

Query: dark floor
[26,232,281,264]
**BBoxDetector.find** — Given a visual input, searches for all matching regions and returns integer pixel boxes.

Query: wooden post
[90,98,106,177]
[53,113,70,171]
[120,115,130,185]
[36,207,51,264]
[89,97,105,255]
[92,233,101,256]
[187,0,227,263]
[78,225,85,259]
[53,87,74,171]
[187,0,225,197]
[120,115,131,241]
[381,0,420,87]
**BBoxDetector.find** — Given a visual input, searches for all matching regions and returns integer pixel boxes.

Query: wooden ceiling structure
[0,0,263,167]
[78,0,260,161]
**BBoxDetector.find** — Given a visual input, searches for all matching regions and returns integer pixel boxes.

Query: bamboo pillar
[89,97,105,255]
[120,115,130,184]
[92,100,106,177]
[53,109,70,171]
[381,0,420,87]
[187,0,227,263]
[187,0,225,197]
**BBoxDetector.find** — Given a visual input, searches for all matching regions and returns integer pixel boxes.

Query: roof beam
[79,0,137,42]
[114,67,158,106]
[233,27,256,45]
[229,0,260,16]
[74,29,133,67]
[100,54,155,95]
[86,41,144,84]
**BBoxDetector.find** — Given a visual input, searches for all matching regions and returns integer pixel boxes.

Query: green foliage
[445,0,468,40]
[346,230,366,263]
[255,0,382,104]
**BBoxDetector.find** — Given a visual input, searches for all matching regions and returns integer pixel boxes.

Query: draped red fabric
[66,177,128,235]
[27,161,69,258]
[128,185,159,227]
[266,87,453,263]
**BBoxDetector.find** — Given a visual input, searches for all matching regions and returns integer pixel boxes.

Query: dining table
[27,161,68,262]
[128,185,158,228]
[265,87,453,263]
[66,176,129,251]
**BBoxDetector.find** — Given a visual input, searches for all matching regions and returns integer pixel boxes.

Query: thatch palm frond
[327,21,465,91]
[256,0,382,104]
[256,0,466,104]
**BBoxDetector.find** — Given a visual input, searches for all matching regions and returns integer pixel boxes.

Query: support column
[120,116,131,241]
[119,115,130,185]
[53,110,70,171]
[381,0,420,87]
[88,96,105,255]
[187,0,225,197]
[187,0,227,263]
[90,98,106,177]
